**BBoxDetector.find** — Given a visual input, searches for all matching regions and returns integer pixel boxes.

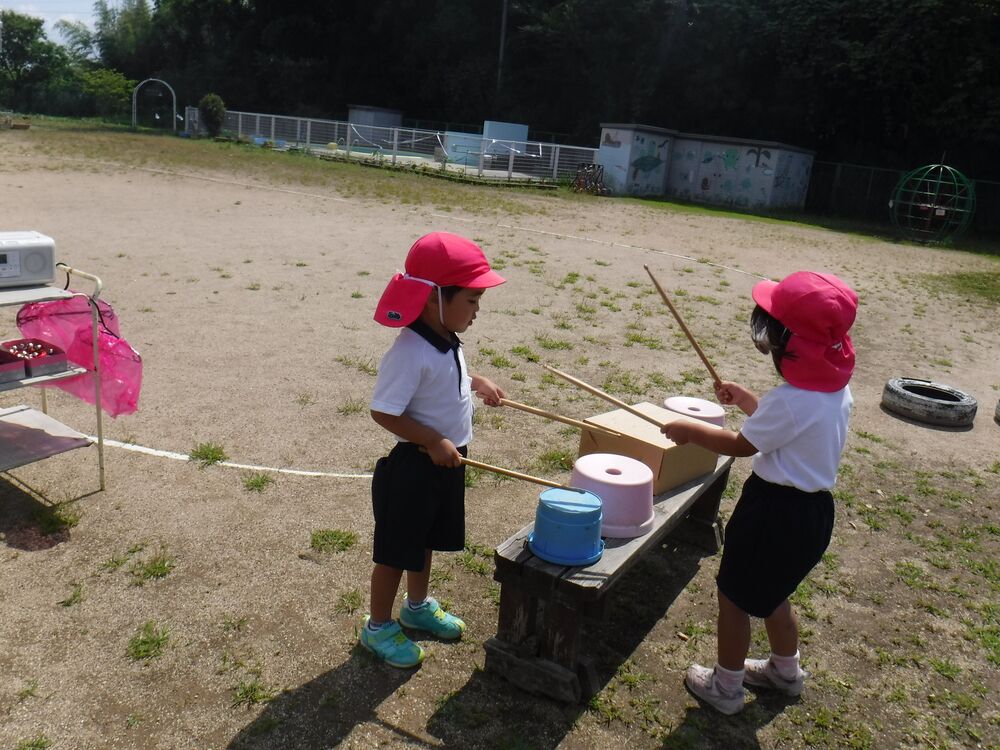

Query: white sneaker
[743,658,806,696]
[684,664,745,715]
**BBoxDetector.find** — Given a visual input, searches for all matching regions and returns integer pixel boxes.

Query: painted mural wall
[597,128,631,194]
[666,139,779,209]
[627,130,671,196]
[769,150,813,208]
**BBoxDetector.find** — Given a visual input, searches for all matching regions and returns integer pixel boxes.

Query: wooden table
[485,456,733,702]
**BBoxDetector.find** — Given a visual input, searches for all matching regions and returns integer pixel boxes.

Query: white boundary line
[95,437,372,479]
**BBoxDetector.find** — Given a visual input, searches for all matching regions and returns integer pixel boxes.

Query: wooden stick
[543,365,666,429]
[499,398,623,438]
[643,264,722,388]
[460,457,583,492]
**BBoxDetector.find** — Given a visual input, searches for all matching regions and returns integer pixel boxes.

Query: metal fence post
[392,128,398,165]
[346,125,353,157]
[478,138,486,177]
[507,144,515,180]
[552,145,561,180]
[305,119,311,151]
[270,116,275,142]
[238,112,243,138]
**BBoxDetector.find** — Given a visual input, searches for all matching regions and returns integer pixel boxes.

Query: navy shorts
[371,442,467,572]
[716,473,834,618]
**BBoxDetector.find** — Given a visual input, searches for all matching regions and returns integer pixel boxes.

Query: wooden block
[484,637,581,703]
[579,401,719,493]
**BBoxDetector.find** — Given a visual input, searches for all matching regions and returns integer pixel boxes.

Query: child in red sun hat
[362,232,506,668]
[662,271,858,714]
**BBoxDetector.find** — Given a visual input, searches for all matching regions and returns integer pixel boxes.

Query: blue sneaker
[399,597,465,640]
[359,618,424,668]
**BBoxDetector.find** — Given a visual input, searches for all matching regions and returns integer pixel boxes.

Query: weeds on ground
[59,583,83,607]
[334,354,378,376]
[127,621,170,661]
[129,548,176,585]
[335,589,363,615]
[190,442,227,467]
[34,504,81,535]
[310,529,357,553]
[242,472,275,492]
[232,678,277,708]
[15,736,52,750]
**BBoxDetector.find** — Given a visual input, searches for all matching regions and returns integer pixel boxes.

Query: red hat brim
[373,274,434,328]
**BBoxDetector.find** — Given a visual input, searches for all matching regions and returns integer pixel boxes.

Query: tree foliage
[198,92,225,137]
[3,1,999,173]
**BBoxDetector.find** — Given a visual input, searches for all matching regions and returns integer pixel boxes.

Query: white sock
[714,664,745,694]
[366,618,390,632]
[770,651,801,680]
[406,597,429,610]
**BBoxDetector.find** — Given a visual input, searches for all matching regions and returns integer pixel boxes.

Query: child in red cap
[661,271,858,714]
[362,232,506,668]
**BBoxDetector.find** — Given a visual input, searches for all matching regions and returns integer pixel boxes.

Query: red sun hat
[374,232,506,327]
[752,271,859,392]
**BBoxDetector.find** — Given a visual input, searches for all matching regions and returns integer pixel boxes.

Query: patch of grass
[129,549,176,585]
[334,354,378,376]
[337,398,367,415]
[351,290,363,299]
[335,588,363,615]
[562,271,580,284]
[222,615,248,632]
[242,472,274,493]
[15,736,52,750]
[536,335,573,350]
[456,543,492,576]
[246,282,261,291]
[538,448,574,471]
[127,621,170,661]
[310,529,357,553]
[930,658,961,681]
[232,678,277,708]
[59,582,83,607]
[17,681,39,702]
[490,355,514,368]
[624,331,663,349]
[34,504,81,535]
[190,442,228,467]
[510,345,539,362]
[923,271,1000,304]
[602,370,646,396]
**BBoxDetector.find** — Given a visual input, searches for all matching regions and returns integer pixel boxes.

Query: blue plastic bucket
[527,488,605,566]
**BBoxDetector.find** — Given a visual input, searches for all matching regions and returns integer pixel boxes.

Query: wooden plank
[555,456,733,600]
[495,584,538,649]
[484,637,581,703]
[539,600,581,669]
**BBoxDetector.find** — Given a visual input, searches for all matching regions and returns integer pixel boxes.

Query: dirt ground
[1,127,999,750]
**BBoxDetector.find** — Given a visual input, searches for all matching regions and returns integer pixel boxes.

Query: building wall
[597,127,634,195]
[769,150,813,208]
[625,130,671,196]
[667,140,778,209]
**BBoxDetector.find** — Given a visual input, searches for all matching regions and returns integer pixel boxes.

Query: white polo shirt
[370,322,474,447]
[740,383,853,493]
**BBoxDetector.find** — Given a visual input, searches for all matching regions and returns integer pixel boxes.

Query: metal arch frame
[132,78,177,133]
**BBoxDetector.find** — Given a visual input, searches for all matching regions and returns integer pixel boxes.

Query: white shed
[597,124,814,209]
[665,133,814,210]
[597,124,677,197]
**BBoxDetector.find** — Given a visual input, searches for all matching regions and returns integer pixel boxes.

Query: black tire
[881,377,977,428]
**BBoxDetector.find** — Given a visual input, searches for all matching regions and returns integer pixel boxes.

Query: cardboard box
[578,401,720,494]
[0,349,26,384]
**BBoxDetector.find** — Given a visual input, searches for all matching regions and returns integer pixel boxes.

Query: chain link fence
[185,107,597,183]
[806,161,1000,235]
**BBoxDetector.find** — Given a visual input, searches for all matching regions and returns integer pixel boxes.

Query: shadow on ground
[0,475,71,550]
[225,537,793,749]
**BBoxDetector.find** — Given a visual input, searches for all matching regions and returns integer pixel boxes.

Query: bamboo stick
[460,457,583,492]
[499,398,623,438]
[643,264,722,388]
[542,365,666,429]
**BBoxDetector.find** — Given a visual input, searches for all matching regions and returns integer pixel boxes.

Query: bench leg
[671,467,730,552]
[485,585,583,702]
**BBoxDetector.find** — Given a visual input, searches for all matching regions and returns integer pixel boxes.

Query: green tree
[78,67,135,118]
[198,92,225,136]
[0,10,68,111]
[94,0,156,80]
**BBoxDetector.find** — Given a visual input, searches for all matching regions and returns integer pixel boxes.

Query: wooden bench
[484,455,733,702]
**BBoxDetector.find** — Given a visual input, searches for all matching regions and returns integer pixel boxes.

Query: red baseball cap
[374,232,506,327]
[752,271,858,392]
